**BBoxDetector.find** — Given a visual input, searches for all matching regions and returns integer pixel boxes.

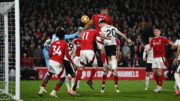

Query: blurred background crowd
[20,0,180,69]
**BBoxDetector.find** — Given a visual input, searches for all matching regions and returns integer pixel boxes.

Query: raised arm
[117,31,131,44]
[64,31,80,40]
[143,45,147,61]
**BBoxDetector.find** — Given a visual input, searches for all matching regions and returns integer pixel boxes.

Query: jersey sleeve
[108,16,113,25]
[95,30,101,36]
[143,45,147,58]
[175,40,180,46]
[162,37,170,44]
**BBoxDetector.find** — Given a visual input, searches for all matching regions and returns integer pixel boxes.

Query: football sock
[114,75,118,85]
[71,78,75,91]
[145,75,150,88]
[158,75,163,86]
[65,77,71,92]
[89,68,96,81]
[174,72,180,89]
[41,72,52,87]
[154,74,159,85]
[102,74,107,85]
[75,69,82,82]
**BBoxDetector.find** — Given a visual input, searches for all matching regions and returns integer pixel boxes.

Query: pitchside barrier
[36,67,167,80]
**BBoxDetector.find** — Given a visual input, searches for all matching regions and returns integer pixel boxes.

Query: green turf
[21,80,179,101]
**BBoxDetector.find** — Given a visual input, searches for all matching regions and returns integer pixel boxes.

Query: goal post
[0,0,21,100]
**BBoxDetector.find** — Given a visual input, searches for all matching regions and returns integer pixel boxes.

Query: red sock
[158,75,163,86]
[75,69,82,82]
[114,75,118,85]
[41,80,47,87]
[154,74,159,85]
[54,84,60,91]
[102,74,107,85]
[89,68,96,81]
[100,53,106,64]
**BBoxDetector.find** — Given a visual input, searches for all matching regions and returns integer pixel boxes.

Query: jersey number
[107,29,116,37]
[82,32,89,40]
[68,43,74,51]
[52,45,62,56]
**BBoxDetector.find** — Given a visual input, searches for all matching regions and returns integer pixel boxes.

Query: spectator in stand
[21,53,30,69]
[34,45,43,66]
[122,42,131,67]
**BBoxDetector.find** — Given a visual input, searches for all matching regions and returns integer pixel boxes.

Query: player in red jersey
[84,7,112,68]
[38,27,75,97]
[148,29,175,92]
[74,29,110,91]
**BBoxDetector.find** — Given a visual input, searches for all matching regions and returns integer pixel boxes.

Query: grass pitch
[21,80,179,101]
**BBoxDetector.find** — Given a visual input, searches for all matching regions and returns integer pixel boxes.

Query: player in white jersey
[143,37,154,90]
[99,20,131,93]
[173,39,180,95]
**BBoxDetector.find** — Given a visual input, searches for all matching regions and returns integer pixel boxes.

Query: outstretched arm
[117,31,131,43]
[64,31,80,40]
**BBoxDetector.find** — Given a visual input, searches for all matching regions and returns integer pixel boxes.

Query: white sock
[145,75,150,88]
[115,85,118,88]
[71,78,75,91]
[174,72,180,89]
[77,80,80,88]
[65,78,71,92]
[174,83,178,91]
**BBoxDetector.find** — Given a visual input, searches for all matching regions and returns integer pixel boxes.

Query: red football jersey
[49,40,74,64]
[91,14,112,31]
[72,38,81,56]
[150,36,170,58]
[80,29,100,50]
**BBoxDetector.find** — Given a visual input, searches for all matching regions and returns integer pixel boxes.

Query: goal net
[0,0,20,100]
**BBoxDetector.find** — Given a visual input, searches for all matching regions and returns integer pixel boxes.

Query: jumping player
[83,7,112,68]
[99,20,131,93]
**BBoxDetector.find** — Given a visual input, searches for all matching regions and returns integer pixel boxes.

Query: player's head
[153,29,161,37]
[100,7,109,15]
[56,27,65,40]
[99,20,107,27]
[148,36,153,43]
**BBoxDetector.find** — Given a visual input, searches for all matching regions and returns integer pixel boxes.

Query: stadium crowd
[20,0,180,68]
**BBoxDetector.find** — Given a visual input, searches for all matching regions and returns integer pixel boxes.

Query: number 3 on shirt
[82,32,89,40]
[52,45,62,56]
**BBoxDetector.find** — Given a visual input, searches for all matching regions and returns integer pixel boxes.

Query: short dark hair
[99,20,107,24]
[56,27,65,40]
